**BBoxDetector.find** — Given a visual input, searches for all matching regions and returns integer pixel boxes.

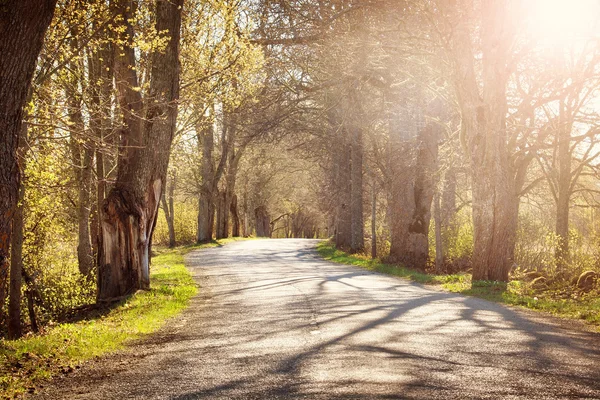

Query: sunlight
[526,0,600,45]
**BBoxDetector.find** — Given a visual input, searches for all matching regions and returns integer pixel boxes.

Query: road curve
[34,239,600,399]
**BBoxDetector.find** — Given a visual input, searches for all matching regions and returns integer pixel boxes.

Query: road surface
[34,239,600,399]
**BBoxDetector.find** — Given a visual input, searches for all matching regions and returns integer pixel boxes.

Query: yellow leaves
[180,0,266,109]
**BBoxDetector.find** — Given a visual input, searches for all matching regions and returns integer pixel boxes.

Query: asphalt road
[34,239,600,399]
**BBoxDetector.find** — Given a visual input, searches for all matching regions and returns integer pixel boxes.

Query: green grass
[317,241,600,328]
[0,237,248,398]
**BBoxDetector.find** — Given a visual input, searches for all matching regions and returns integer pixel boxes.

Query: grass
[0,237,248,399]
[317,241,600,328]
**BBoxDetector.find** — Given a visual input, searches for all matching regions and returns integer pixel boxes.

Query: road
[34,239,600,399]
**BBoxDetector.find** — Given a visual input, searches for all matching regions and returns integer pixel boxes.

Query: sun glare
[526,0,600,45]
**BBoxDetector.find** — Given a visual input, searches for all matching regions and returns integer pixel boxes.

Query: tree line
[1,0,600,339]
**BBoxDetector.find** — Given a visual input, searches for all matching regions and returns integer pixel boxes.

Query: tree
[97,0,183,301]
[0,0,58,331]
[440,0,518,281]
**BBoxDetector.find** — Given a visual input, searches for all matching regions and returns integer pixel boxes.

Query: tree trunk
[0,0,57,326]
[444,0,516,281]
[389,117,438,270]
[98,0,182,301]
[242,181,249,237]
[197,118,215,243]
[231,194,240,237]
[434,190,444,273]
[8,99,32,339]
[197,192,214,243]
[8,183,25,339]
[350,124,364,253]
[555,99,571,270]
[371,183,377,260]
[335,136,352,249]
[255,206,270,237]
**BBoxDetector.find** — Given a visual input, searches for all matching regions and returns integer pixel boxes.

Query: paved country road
[34,239,600,399]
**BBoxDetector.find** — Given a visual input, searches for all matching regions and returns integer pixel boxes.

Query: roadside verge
[0,237,247,399]
[317,241,600,330]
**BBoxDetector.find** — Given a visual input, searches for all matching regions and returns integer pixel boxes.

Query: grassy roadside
[0,237,247,399]
[317,241,600,328]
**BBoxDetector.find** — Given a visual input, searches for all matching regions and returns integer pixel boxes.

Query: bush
[154,200,198,246]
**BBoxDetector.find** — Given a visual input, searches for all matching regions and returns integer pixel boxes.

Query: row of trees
[309,0,600,284]
[1,0,599,339]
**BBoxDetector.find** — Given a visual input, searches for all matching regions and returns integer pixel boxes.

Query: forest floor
[0,238,248,399]
[317,242,600,330]
[27,238,600,399]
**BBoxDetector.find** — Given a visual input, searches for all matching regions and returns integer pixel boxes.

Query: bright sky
[525,0,600,44]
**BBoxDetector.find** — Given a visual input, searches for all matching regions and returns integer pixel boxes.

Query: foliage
[154,200,199,246]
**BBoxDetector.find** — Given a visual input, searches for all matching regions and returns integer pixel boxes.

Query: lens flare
[526,0,600,45]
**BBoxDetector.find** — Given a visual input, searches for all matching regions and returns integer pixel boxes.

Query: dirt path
[32,239,600,399]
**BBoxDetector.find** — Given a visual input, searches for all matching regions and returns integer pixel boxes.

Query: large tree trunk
[98,0,182,301]
[389,112,439,270]
[8,179,25,339]
[223,143,244,239]
[255,206,270,237]
[555,100,571,270]
[197,192,214,243]
[197,120,215,243]
[371,182,377,259]
[444,0,516,281]
[0,0,57,327]
[242,181,250,237]
[8,101,32,339]
[335,136,352,249]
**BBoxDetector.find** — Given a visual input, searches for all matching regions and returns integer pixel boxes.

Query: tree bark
[350,123,364,253]
[0,0,57,326]
[215,191,227,239]
[555,99,571,270]
[255,206,270,237]
[444,0,516,281]
[197,119,215,243]
[434,189,444,273]
[335,134,352,249]
[8,98,31,339]
[389,116,438,270]
[8,181,25,339]
[98,0,182,301]
[231,194,240,237]
[371,183,377,260]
